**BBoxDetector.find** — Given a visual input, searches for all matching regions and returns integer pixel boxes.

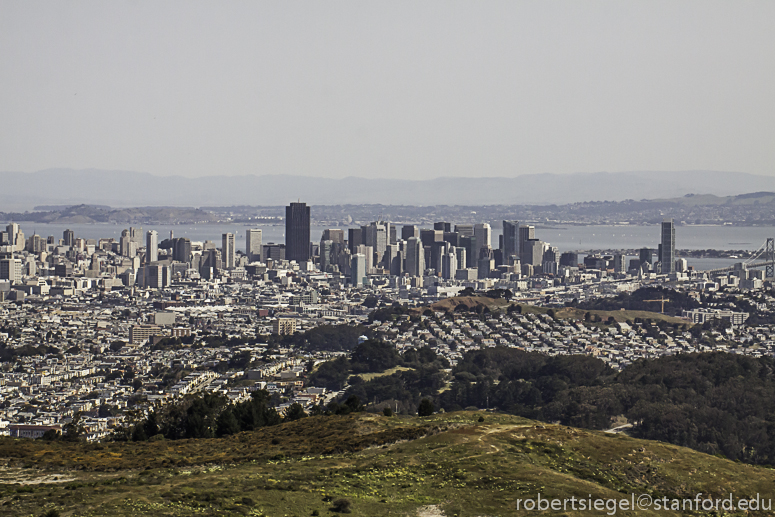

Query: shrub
[417,399,434,417]
[383,407,394,417]
[331,498,352,513]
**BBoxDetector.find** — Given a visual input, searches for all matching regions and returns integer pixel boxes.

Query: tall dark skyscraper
[63,229,75,247]
[285,202,311,262]
[660,218,675,274]
[502,220,520,262]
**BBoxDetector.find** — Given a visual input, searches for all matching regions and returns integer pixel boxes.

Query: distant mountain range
[2,190,775,226]
[2,168,775,210]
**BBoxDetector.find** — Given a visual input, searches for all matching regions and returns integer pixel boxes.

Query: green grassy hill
[2,412,774,516]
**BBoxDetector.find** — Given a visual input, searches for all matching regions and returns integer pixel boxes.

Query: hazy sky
[1,1,773,179]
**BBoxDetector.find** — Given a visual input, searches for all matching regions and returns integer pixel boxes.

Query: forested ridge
[438,348,775,465]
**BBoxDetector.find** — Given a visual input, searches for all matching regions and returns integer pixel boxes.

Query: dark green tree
[417,398,435,416]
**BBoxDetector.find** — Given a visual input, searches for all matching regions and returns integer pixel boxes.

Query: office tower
[348,227,363,254]
[63,228,75,247]
[660,219,675,274]
[522,239,545,266]
[4,224,23,252]
[173,238,192,263]
[639,248,653,268]
[454,224,474,237]
[405,237,425,277]
[129,227,143,245]
[24,256,36,277]
[120,234,137,258]
[146,230,158,264]
[6,223,19,241]
[559,251,578,267]
[441,245,458,280]
[200,249,221,279]
[434,222,452,233]
[543,246,560,266]
[351,253,366,287]
[478,248,494,279]
[455,247,466,271]
[356,244,374,272]
[363,221,388,266]
[518,224,535,249]
[613,253,626,273]
[502,220,520,262]
[474,223,491,253]
[246,229,262,262]
[322,229,344,245]
[143,264,164,289]
[459,235,476,268]
[401,225,419,241]
[263,243,286,261]
[431,241,447,273]
[0,258,22,283]
[320,240,333,272]
[386,243,402,276]
[285,202,311,262]
[675,258,688,273]
[389,225,397,245]
[443,231,460,247]
[27,234,45,254]
[222,233,235,269]
[420,229,443,248]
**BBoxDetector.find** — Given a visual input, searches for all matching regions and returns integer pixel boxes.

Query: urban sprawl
[0,203,772,440]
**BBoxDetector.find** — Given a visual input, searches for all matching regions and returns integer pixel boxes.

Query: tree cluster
[576,286,699,316]
[437,347,775,466]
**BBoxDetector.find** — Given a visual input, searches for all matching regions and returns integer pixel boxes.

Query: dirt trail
[417,504,446,517]
[0,466,76,484]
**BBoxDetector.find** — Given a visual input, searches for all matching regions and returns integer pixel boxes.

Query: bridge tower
[767,238,774,279]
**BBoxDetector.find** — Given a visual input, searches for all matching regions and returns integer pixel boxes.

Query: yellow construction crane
[643,297,671,314]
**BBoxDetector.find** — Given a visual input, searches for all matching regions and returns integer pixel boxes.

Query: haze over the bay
[1,1,774,181]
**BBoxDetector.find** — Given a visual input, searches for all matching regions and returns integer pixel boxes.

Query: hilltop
[0,204,215,225]
[2,411,775,516]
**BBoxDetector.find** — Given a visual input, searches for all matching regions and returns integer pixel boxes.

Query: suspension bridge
[704,237,775,278]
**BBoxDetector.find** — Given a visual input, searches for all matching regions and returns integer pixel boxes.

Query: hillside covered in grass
[3,411,775,516]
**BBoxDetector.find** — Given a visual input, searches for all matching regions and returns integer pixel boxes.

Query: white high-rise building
[246,229,262,262]
[351,253,366,287]
[405,237,425,277]
[474,223,491,253]
[146,230,158,264]
[363,221,389,266]
[222,233,235,270]
[5,223,24,252]
[0,258,22,284]
[441,245,458,280]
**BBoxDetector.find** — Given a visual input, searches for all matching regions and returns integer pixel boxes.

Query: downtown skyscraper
[286,202,311,262]
[246,229,262,262]
[502,220,520,263]
[222,232,235,270]
[660,219,675,274]
[146,230,158,264]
